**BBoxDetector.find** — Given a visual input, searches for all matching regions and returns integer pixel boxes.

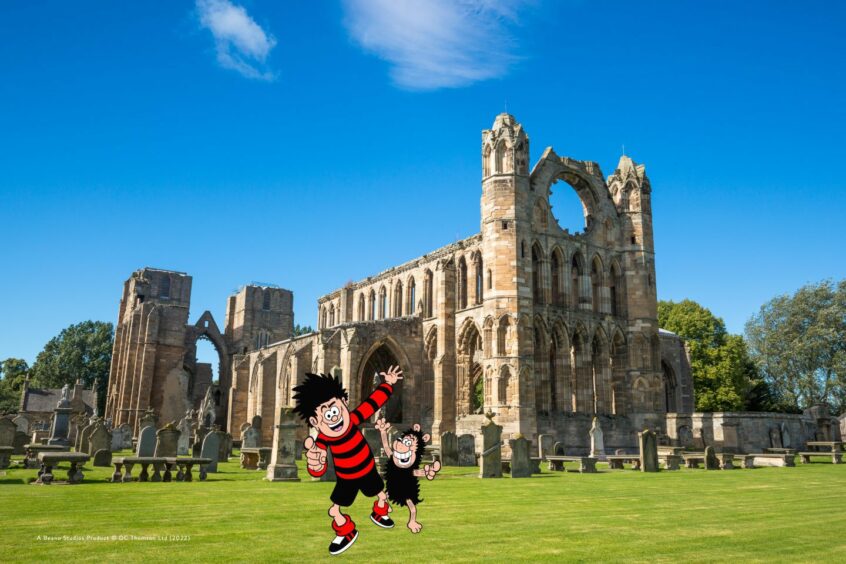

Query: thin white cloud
[196,0,277,81]
[341,0,529,90]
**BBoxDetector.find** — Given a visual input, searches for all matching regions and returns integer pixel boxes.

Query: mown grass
[1,452,844,563]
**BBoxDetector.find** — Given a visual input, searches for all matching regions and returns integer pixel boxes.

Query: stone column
[266,408,300,482]
[432,259,456,438]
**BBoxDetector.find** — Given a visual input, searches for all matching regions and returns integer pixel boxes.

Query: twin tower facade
[105,114,693,452]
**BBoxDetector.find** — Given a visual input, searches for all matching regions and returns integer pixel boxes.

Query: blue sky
[1,1,845,371]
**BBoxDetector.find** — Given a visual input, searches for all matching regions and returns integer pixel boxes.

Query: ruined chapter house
[105,114,696,452]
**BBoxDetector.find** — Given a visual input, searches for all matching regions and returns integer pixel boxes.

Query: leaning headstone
[266,408,300,481]
[458,434,476,467]
[440,432,458,466]
[479,416,502,478]
[201,432,222,473]
[538,434,554,459]
[193,426,209,457]
[638,429,659,472]
[136,425,156,457]
[154,423,180,458]
[509,436,531,478]
[0,418,15,447]
[780,423,792,449]
[80,422,97,455]
[177,418,191,455]
[705,446,720,470]
[589,417,605,459]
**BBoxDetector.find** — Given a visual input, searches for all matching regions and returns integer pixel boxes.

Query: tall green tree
[745,279,846,413]
[29,321,114,413]
[0,358,29,413]
[658,300,760,412]
[293,324,314,337]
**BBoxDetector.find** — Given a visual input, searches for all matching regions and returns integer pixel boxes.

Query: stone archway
[457,319,483,416]
[357,339,408,423]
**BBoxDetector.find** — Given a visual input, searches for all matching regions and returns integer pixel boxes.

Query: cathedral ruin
[105,113,695,451]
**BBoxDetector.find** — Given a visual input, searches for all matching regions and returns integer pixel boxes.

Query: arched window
[483,144,491,177]
[393,281,403,317]
[262,290,271,311]
[497,316,510,356]
[474,254,483,305]
[328,304,335,327]
[498,365,511,405]
[379,286,387,319]
[407,277,416,315]
[358,293,365,321]
[424,270,434,317]
[571,254,583,309]
[609,261,623,316]
[591,258,603,313]
[458,257,468,309]
[551,250,562,305]
[320,307,327,329]
[531,245,542,304]
[369,290,376,320]
[160,276,170,299]
[495,142,506,173]
[487,269,492,290]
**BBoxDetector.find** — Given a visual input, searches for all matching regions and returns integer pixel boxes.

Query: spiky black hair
[400,427,427,471]
[292,372,348,422]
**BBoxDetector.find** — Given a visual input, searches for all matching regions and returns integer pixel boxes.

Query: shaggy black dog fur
[384,427,427,506]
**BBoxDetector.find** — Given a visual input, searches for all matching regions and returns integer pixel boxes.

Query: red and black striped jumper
[308,382,393,536]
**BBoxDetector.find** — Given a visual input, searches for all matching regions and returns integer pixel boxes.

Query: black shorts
[330,467,384,507]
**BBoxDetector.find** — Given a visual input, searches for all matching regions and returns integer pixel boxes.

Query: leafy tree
[0,358,29,413]
[745,279,846,413]
[658,300,759,412]
[293,323,314,337]
[29,321,114,413]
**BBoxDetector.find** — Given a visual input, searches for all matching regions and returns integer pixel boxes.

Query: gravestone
[266,408,300,481]
[177,418,191,455]
[705,446,720,470]
[201,432,222,473]
[80,422,98,455]
[537,434,554,459]
[769,427,782,449]
[677,425,694,448]
[136,425,156,457]
[319,449,337,482]
[118,424,133,449]
[91,449,110,466]
[47,384,72,446]
[139,409,157,432]
[154,423,180,458]
[440,432,458,466]
[75,422,90,451]
[780,423,792,448]
[218,432,232,462]
[589,417,605,459]
[193,426,209,457]
[13,431,28,455]
[12,415,29,435]
[88,423,112,455]
[242,425,260,449]
[0,418,15,447]
[509,436,531,478]
[479,417,502,478]
[458,434,476,467]
[638,429,659,472]
[553,441,566,455]
[111,427,124,451]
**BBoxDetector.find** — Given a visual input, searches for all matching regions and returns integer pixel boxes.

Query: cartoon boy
[293,365,403,555]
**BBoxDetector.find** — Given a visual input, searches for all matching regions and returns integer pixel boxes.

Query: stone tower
[479,113,536,438]
[225,284,294,354]
[105,268,192,432]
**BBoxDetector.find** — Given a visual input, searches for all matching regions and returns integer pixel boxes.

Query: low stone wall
[666,412,842,453]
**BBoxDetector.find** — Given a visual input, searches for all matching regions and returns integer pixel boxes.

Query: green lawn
[1,452,845,563]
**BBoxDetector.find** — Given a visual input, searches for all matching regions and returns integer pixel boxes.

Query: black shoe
[370,512,395,529]
[329,530,359,555]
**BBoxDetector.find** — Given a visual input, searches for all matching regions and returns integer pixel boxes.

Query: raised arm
[375,418,393,456]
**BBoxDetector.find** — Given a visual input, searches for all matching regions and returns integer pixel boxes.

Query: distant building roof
[20,384,96,414]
